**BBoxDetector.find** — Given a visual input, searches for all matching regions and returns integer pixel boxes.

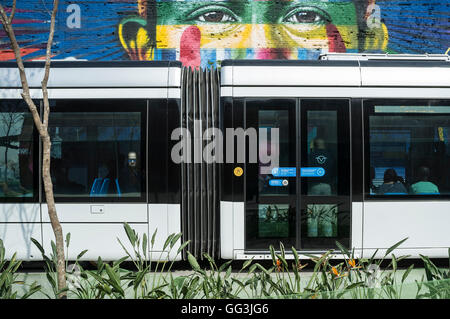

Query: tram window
[48,108,144,201]
[367,100,450,197]
[0,101,35,200]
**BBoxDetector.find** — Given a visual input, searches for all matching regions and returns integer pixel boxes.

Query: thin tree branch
[8,0,16,24]
[42,0,59,127]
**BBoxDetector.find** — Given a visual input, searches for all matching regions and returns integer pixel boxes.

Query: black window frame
[43,99,147,203]
[364,98,450,201]
[0,99,39,203]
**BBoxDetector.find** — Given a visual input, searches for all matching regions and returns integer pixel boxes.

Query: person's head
[128,152,137,168]
[118,0,388,68]
[383,168,400,184]
[313,138,326,150]
[417,166,430,182]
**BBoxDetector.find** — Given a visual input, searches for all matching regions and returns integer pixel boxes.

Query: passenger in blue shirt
[410,166,439,194]
[376,168,408,195]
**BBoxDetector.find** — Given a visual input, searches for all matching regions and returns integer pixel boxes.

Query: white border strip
[0,88,180,99]
[221,87,450,99]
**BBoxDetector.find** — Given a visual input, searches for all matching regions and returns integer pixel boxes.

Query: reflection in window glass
[0,102,34,198]
[258,204,290,238]
[306,111,338,196]
[49,112,142,198]
[258,110,290,196]
[246,204,296,250]
[306,204,338,238]
[369,104,450,196]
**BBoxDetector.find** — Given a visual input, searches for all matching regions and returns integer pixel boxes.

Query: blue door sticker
[300,167,325,177]
[269,179,289,187]
[271,167,296,177]
[271,167,325,177]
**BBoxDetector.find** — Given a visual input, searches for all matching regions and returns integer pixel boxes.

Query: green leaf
[402,264,414,283]
[291,247,299,264]
[21,282,41,299]
[97,257,104,272]
[392,254,397,272]
[123,223,137,246]
[133,270,147,290]
[151,229,157,249]
[76,250,88,260]
[219,260,233,272]
[269,245,276,264]
[187,252,200,271]
[177,240,191,255]
[385,237,408,257]
[142,233,148,256]
[163,233,175,251]
[105,264,124,295]
[173,276,187,289]
[113,256,129,268]
[279,241,285,258]
[66,232,71,248]
[276,254,289,271]
[345,281,365,290]
[335,240,350,257]
[225,265,232,280]
[170,233,182,249]
[241,258,254,271]
[30,237,45,255]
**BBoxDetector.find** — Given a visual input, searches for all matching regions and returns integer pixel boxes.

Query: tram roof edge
[0,60,182,68]
[221,58,450,68]
[0,60,182,89]
[220,59,359,67]
[319,53,450,62]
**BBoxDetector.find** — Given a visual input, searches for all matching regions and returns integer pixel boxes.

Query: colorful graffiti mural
[0,0,449,67]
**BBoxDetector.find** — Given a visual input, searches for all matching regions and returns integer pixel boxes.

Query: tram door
[244,99,351,252]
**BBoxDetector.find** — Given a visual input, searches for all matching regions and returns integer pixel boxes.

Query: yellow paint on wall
[156,24,358,50]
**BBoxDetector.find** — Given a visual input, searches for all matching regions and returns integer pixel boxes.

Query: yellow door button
[234,167,243,177]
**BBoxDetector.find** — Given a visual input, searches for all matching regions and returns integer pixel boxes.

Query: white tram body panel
[0,62,182,261]
[220,55,450,259]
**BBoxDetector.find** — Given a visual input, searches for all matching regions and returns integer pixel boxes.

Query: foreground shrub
[0,239,40,299]
[1,224,449,299]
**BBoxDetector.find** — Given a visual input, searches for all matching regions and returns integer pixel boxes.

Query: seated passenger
[410,166,439,194]
[369,166,379,194]
[376,168,408,195]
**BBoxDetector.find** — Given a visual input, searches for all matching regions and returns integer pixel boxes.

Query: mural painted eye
[198,11,236,23]
[283,7,330,24]
[188,6,238,23]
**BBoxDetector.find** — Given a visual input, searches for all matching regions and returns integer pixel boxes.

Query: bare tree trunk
[0,0,67,298]
[42,134,66,296]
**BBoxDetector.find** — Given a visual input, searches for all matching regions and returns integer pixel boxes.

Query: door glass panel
[300,100,350,250]
[306,110,338,196]
[245,100,296,250]
[258,109,290,197]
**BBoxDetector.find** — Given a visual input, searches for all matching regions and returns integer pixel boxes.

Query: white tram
[0,54,449,261]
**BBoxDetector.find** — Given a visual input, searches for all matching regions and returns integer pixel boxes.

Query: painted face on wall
[119,0,388,68]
